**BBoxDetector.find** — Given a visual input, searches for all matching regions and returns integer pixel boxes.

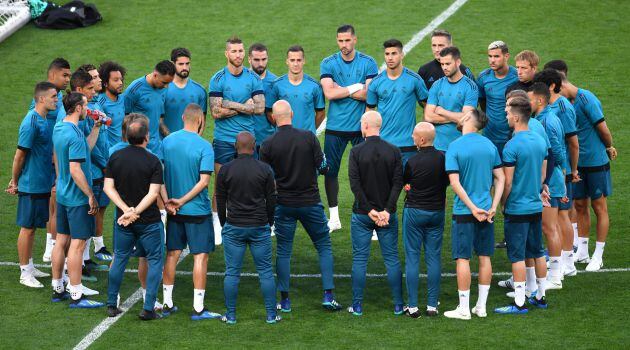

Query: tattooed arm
[210,96,238,119]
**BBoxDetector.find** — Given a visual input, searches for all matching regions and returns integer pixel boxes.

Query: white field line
[315,0,470,137]
[2,261,628,279]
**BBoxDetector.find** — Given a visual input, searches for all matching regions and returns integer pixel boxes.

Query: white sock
[513,281,526,307]
[458,290,470,311]
[329,206,339,221]
[549,256,562,280]
[52,279,64,293]
[476,284,490,309]
[193,289,205,313]
[93,236,105,252]
[577,237,589,257]
[160,209,167,226]
[20,264,30,278]
[562,250,575,270]
[46,233,53,245]
[141,288,146,303]
[593,241,605,260]
[572,223,578,246]
[163,284,174,308]
[525,267,537,293]
[83,238,92,261]
[69,283,83,300]
[536,278,546,300]
[28,258,35,271]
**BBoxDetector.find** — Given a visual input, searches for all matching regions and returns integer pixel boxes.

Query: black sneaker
[495,240,507,249]
[139,309,163,320]
[81,266,97,282]
[426,309,439,317]
[107,305,123,317]
[405,307,421,318]
[94,247,113,262]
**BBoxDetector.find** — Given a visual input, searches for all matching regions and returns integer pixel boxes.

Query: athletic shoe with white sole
[585,256,603,272]
[191,308,222,321]
[221,315,237,324]
[266,315,282,324]
[471,305,487,318]
[20,274,44,288]
[277,298,291,313]
[82,285,100,296]
[574,254,590,264]
[70,297,105,309]
[528,296,548,309]
[546,279,562,290]
[497,277,514,290]
[494,303,528,314]
[328,218,342,233]
[52,290,71,302]
[94,247,113,262]
[162,305,179,317]
[348,303,363,316]
[31,267,50,278]
[563,265,578,276]
[444,307,471,320]
[322,293,343,311]
[394,304,407,316]
[406,306,421,318]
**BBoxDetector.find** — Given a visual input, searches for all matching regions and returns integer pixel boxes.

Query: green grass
[0,0,629,348]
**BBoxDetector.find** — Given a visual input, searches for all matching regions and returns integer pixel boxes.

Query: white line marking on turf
[315,0,470,137]
[71,250,189,350]
[2,261,628,278]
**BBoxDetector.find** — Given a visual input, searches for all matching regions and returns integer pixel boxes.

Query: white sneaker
[585,256,603,272]
[82,285,100,296]
[497,277,514,289]
[31,267,50,278]
[444,307,471,320]
[20,274,44,288]
[371,230,378,241]
[154,300,163,311]
[563,265,578,276]
[328,218,341,233]
[471,305,487,318]
[546,278,562,290]
[574,254,590,264]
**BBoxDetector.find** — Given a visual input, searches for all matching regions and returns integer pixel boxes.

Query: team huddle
[8,24,616,322]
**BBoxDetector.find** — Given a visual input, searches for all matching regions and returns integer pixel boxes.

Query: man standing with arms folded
[424,46,478,153]
[320,24,378,232]
[443,109,504,320]
[347,111,404,317]
[494,96,549,314]
[104,117,165,320]
[260,100,342,314]
[161,104,221,320]
[216,132,279,324]
[402,122,450,318]
[248,43,277,154]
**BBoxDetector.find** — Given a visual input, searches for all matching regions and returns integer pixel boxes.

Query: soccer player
[424,46,478,152]
[443,109,504,320]
[476,41,519,156]
[164,48,208,134]
[266,45,325,134]
[494,95,549,314]
[216,132,279,324]
[366,39,428,165]
[161,104,221,320]
[402,122,449,318]
[347,111,404,316]
[260,100,343,313]
[528,82,566,289]
[124,60,175,158]
[248,42,277,153]
[7,82,58,287]
[97,61,126,148]
[50,92,104,308]
[535,69,580,276]
[208,36,265,241]
[417,29,475,90]
[104,117,165,320]
[320,24,378,232]
[558,68,615,271]
[506,50,539,94]
[29,58,70,263]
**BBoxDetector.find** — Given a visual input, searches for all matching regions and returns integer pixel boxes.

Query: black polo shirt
[403,146,449,211]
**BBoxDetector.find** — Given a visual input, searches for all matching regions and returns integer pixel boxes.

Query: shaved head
[412,122,435,147]
[360,111,382,137]
[272,100,293,125]
[182,103,204,123]
[235,131,255,154]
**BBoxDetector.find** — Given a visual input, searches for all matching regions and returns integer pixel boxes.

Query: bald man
[347,111,404,316]
[260,100,343,313]
[161,103,220,320]
[216,131,279,324]
[402,122,450,318]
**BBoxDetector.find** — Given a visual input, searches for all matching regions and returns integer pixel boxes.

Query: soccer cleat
[81,266,98,282]
[85,259,109,272]
[107,305,123,317]
[347,303,363,316]
[498,277,514,290]
[162,305,179,317]
[371,230,378,241]
[70,297,105,309]
[444,307,471,320]
[563,265,578,276]
[495,240,507,249]
[31,267,50,278]
[406,306,421,318]
[394,304,407,316]
[139,309,162,320]
[574,254,590,264]
[546,279,562,290]
[322,293,343,311]
[82,285,100,296]
[191,308,222,321]
[266,315,282,324]
[528,296,548,309]
[221,315,237,324]
[328,218,342,233]
[426,309,439,317]
[494,303,528,314]
[471,305,487,318]
[20,274,44,288]
[277,298,291,313]
[51,290,71,302]
[585,256,603,272]
[94,247,113,262]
